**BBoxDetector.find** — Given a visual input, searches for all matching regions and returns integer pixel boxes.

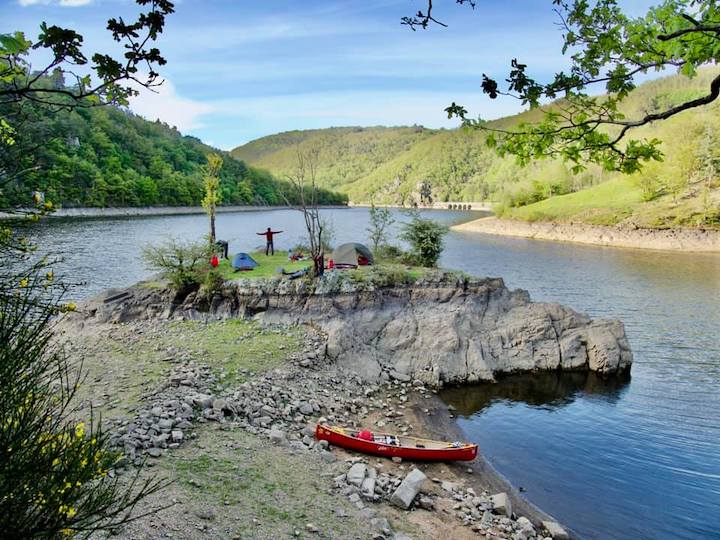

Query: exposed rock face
[80,272,632,386]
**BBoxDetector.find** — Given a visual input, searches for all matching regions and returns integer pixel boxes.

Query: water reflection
[440,371,631,416]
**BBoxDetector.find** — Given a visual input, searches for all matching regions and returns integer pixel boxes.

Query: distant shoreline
[0,205,349,220]
[453,216,720,253]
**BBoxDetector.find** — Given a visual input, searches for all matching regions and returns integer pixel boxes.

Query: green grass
[165,427,373,538]
[70,319,304,420]
[217,251,310,280]
[155,319,303,384]
[505,176,645,225]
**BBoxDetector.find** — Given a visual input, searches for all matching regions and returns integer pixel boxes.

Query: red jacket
[257,230,282,241]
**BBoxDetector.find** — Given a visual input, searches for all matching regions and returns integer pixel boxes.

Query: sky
[1,0,658,150]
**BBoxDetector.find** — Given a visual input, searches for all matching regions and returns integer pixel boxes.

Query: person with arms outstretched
[257,227,283,255]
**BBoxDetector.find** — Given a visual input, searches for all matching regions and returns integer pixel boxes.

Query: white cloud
[128,77,213,132]
[59,0,93,6]
[18,0,93,6]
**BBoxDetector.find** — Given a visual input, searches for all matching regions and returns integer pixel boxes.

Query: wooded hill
[0,101,347,209]
[232,68,720,229]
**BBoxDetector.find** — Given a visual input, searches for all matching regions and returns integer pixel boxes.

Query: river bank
[60,300,571,540]
[0,204,349,220]
[452,217,720,252]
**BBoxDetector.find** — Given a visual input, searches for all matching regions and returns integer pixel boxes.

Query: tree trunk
[209,208,216,244]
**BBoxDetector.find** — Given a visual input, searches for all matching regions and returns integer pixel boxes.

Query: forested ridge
[233,69,720,228]
[0,100,347,209]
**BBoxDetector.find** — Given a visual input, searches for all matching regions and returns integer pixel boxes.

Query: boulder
[361,467,377,498]
[390,468,427,509]
[490,492,512,517]
[516,516,536,539]
[542,521,569,540]
[268,427,287,446]
[346,463,367,487]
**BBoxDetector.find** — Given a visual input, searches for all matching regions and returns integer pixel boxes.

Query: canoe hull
[315,425,477,462]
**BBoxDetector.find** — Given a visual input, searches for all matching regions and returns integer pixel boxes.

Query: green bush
[399,212,448,267]
[200,267,225,300]
[366,203,395,251]
[1,221,167,538]
[142,239,212,294]
[373,244,405,263]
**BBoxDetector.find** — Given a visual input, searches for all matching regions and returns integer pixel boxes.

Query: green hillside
[232,68,720,229]
[0,102,347,209]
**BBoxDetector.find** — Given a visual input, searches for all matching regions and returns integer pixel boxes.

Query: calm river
[27,208,720,540]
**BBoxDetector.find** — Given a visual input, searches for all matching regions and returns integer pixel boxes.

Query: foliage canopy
[412,0,720,174]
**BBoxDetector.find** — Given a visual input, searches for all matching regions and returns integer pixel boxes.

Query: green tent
[330,242,374,267]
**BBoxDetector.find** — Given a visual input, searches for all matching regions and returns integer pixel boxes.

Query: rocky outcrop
[80,272,632,387]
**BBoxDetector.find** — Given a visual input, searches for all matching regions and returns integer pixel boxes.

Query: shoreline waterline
[411,390,573,536]
[452,216,720,253]
[0,204,350,221]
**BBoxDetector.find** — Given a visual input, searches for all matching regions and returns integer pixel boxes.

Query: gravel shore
[61,315,572,540]
[453,216,720,252]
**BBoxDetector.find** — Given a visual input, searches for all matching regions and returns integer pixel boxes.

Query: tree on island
[367,200,396,252]
[202,153,224,245]
[1,1,175,537]
[283,148,326,277]
[405,0,720,174]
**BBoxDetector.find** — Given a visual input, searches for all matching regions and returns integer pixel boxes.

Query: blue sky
[2,0,657,149]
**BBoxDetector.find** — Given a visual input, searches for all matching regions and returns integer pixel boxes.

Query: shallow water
[26,208,720,540]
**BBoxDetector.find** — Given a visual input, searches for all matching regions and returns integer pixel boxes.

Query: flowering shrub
[1,217,167,538]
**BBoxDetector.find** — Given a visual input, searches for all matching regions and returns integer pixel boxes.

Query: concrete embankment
[0,204,348,220]
[453,217,720,253]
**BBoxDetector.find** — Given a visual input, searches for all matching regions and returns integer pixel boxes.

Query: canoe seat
[374,435,400,446]
[415,444,426,448]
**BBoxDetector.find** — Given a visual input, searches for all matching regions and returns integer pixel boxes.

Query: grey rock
[193,394,213,409]
[361,467,377,498]
[268,427,287,445]
[346,463,367,487]
[490,492,512,517]
[542,521,569,540]
[240,278,632,386]
[516,517,536,539]
[418,496,435,510]
[299,402,314,415]
[369,517,391,534]
[389,468,427,509]
[195,509,216,521]
[441,480,458,493]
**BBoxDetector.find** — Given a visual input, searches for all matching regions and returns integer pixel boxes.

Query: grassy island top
[214,251,465,288]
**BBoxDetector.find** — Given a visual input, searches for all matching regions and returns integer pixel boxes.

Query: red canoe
[315,424,478,462]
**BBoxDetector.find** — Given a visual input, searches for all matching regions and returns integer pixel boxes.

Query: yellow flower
[66,507,76,519]
[46,271,54,282]
[19,278,29,288]
[65,302,77,312]
[74,422,85,438]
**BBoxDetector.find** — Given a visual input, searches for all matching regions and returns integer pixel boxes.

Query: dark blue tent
[232,252,258,271]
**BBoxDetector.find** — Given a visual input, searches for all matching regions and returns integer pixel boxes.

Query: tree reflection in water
[439,371,631,417]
